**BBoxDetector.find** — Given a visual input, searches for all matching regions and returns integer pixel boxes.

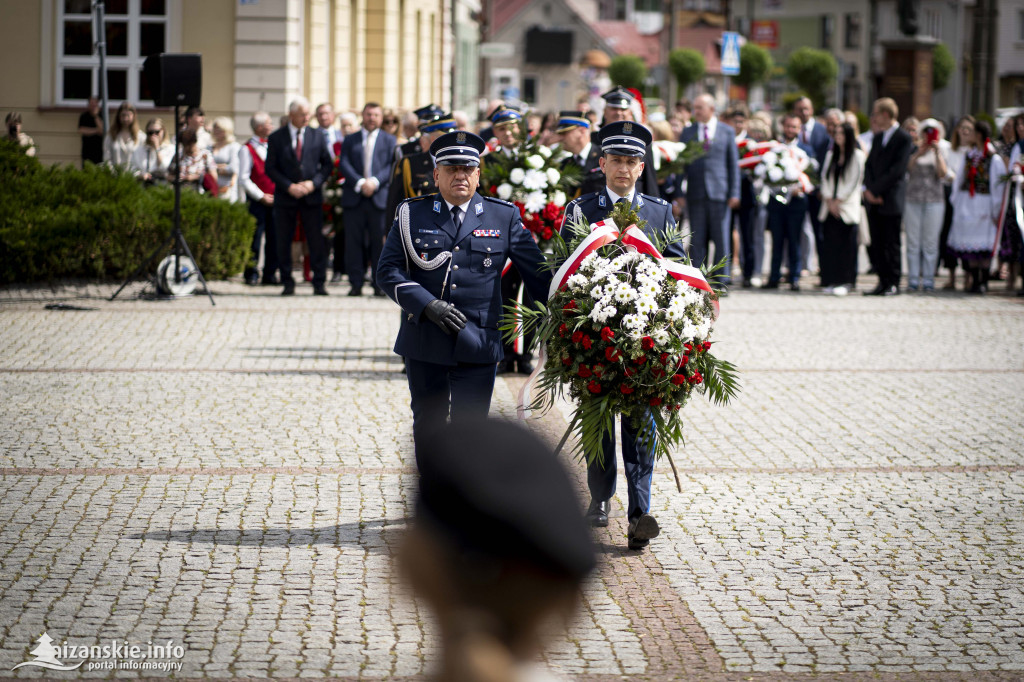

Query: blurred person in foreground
[400,418,595,682]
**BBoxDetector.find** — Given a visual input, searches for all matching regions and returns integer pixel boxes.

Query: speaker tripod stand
[110,103,214,306]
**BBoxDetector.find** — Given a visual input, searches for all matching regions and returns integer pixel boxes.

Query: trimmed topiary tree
[736,43,774,89]
[608,54,648,91]
[786,47,838,110]
[668,48,706,94]
[932,43,954,91]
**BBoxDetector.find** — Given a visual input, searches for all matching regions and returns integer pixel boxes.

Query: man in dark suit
[339,102,398,296]
[385,112,456,223]
[560,121,683,552]
[863,97,914,296]
[793,97,830,273]
[763,113,816,291]
[557,110,604,198]
[265,97,335,296]
[377,131,551,470]
[679,94,740,287]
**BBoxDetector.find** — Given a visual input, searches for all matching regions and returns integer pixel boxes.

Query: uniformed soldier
[385,112,456,223]
[396,104,444,161]
[560,120,684,551]
[556,110,604,198]
[377,131,551,469]
[597,87,660,197]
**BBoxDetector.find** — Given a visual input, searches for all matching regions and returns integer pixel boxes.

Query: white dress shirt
[238,135,269,202]
[355,127,380,193]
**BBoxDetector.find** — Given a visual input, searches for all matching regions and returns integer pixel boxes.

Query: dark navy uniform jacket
[560,189,685,261]
[378,192,552,365]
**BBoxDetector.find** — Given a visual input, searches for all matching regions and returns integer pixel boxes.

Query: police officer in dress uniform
[385,112,457,223]
[557,110,604,199]
[377,131,551,470]
[597,87,659,197]
[560,120,683,551]
[396,104,444,161]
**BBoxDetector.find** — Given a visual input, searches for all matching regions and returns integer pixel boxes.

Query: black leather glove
[423,299,467,335]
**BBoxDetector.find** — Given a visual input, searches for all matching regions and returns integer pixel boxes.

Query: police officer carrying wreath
[560,120,683,550]
[377,131,551,469]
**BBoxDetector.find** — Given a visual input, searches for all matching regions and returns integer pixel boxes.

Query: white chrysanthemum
[622,313,646,331]
[767,166,784,183]
[665,307,681,321]
[634,297,654,314]
[509,167,525,185]
[783,165,799,182]
[589,285,604,299]
[580,252,599,268]
[546,167,561,186]
[526,154,545,169]
[496,183,513,200]
[762,150,778,166]
[696,319,712,338]
[653,328,670,345]
[567,274,588,291]
[522,168,548,191]
[538,145,552,158]
[551,189,567,207]
[614,286,636,303]
[754,163,767,178]
[590,305,616,323]
[523,190,547,213]
[681,319,698,341]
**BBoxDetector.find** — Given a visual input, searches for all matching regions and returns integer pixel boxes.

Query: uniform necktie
[616,197,629,207]
[451,205,462,231]
[295,129,303,161]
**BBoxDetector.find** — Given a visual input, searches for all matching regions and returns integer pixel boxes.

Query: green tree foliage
[0,140,253,283]
[786,47,838,110]
[932,43,954,91]
[668,48,706,92]
[736,43,773,88]
[608,55,648,91]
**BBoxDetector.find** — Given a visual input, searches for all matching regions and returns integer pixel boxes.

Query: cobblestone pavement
[1,277,1022,680]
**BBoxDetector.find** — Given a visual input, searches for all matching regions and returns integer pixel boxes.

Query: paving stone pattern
[1,279,1022,680]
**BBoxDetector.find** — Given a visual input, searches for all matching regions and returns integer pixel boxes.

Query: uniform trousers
[588,415,656,523]
[274,202,327,286]
[344,198,385,290]
[248,200,279,282]
[405,358,496,470]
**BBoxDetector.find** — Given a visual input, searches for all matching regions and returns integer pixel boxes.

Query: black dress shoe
[586,499,610,527]
[244,266,259,286]
[627,513,660,550]
[281,282,295,296]
[742,277,752,289]
[761,281,779,290]
[789,282,800,292]
[313,285,328,296]
[863,284,885,296]
[373,288,386,297]
[347,287,362,297]
[260,274,279,286]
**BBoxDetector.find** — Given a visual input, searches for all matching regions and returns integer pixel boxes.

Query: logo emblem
[623,122,633,134]
[456,132,466,143]
[13,633,83,671]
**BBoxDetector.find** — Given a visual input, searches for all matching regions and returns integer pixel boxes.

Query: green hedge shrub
[0,140,254,284]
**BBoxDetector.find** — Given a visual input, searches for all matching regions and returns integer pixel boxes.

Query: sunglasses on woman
[147,129,163,136]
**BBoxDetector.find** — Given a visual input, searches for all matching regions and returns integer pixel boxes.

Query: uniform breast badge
[483,257,493,268]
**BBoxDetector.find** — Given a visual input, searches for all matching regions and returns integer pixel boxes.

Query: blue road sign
[721,32,740,76]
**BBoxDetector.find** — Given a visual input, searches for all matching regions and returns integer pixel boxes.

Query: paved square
[1,279,1022,680]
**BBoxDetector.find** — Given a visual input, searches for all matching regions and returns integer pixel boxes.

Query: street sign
[751,20,779,49]
[721,32,741,76]
[479,42,515,58]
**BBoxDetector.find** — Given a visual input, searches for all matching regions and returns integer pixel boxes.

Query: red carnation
[541,227,553,240]
[514,202,527,218]
[659,352,669,364]
[542,202,560,221]
[581,336,593,350]
[561,354,572,365]
[558,323,568,337]
[649,397,663,407]
[601,327,615,341]
[671,374,686,386]
[489,185,498,195]
[689,372,703,384]
[588,380,602,394]
[679,355,689,367]
[624,368,635,377]
[571,330,583,343]
[652,368,665,378]
[633,355,647,365]
[620,385,634,395]
[578,364,592,378]
[564,299,577,311]
[641,336,655,350]
[605,347,621,362]
[702,341,712,351]
[684,342,693,352]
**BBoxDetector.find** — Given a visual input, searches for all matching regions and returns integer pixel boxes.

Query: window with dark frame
[845,13,861,49]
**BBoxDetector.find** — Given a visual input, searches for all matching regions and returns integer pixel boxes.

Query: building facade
[0,0,470,166]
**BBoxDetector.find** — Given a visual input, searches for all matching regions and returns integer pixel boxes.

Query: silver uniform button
[451,283,458,289]
[454,246,460,251]
[486,247,492,251]
[453,265,459,270]
[415,238,421,244]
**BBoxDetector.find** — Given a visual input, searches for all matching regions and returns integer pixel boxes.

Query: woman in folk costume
[947,120,1007,294]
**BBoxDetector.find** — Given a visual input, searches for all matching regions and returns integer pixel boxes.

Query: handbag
[202,171,218,195]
